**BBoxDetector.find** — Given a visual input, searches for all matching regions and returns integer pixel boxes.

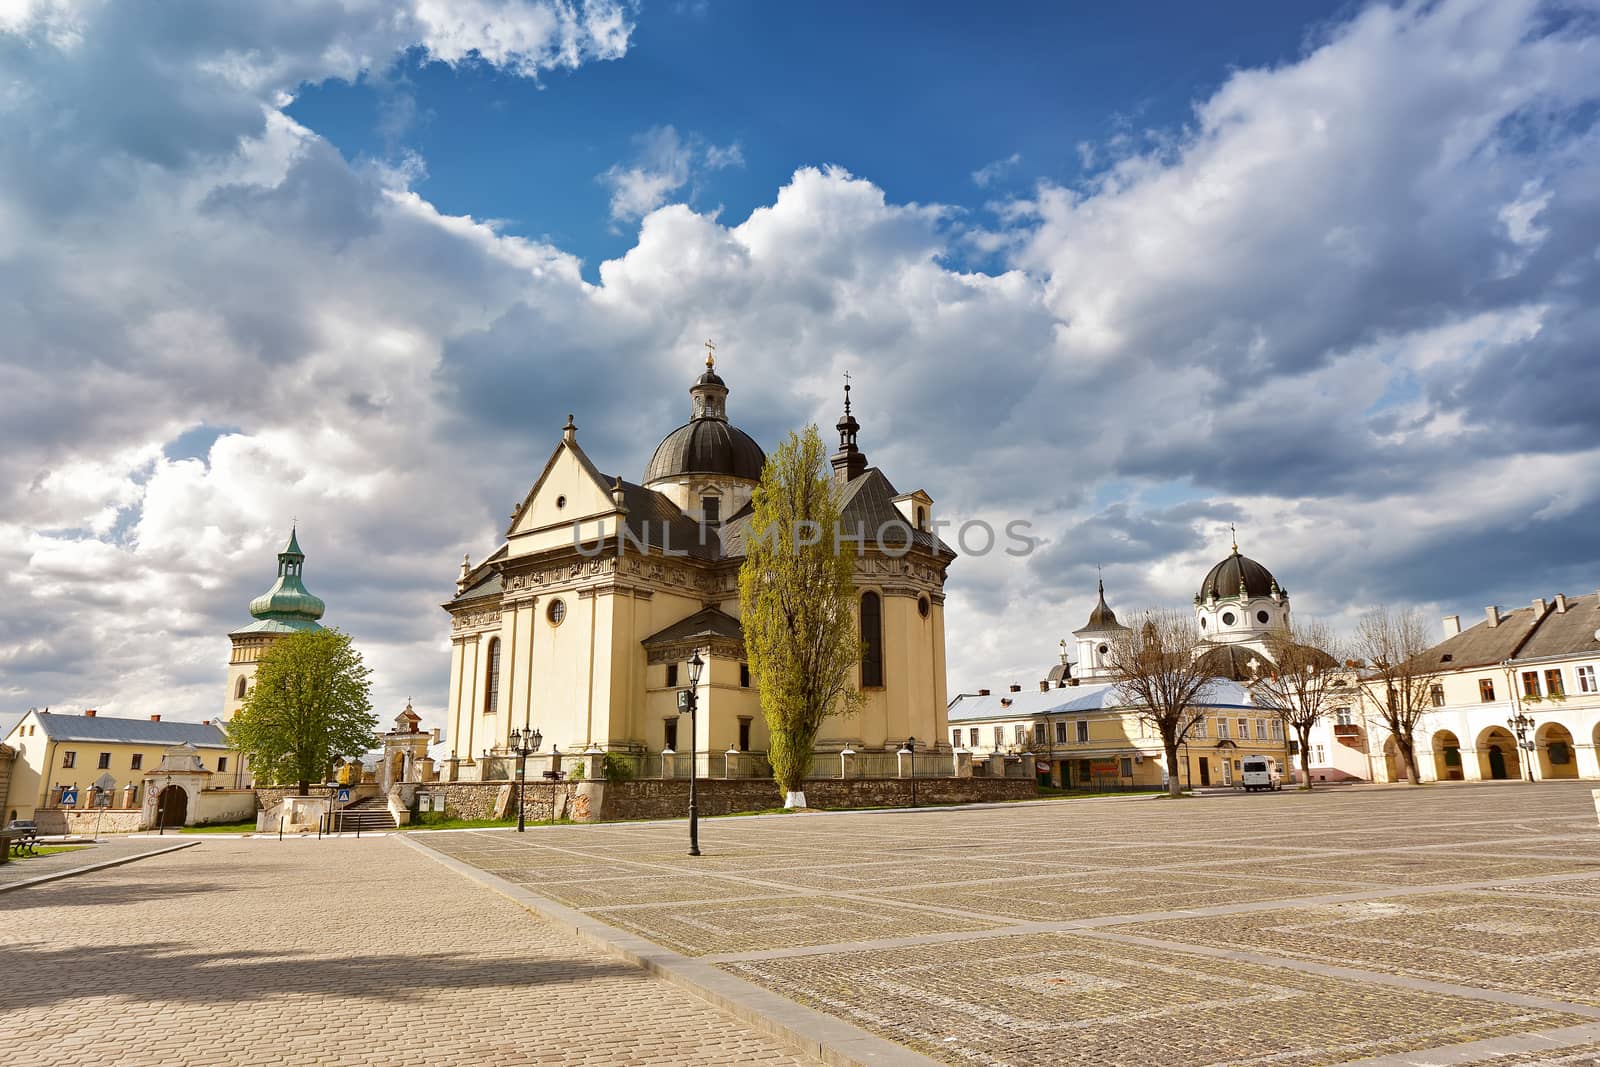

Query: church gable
[508,423,617,545]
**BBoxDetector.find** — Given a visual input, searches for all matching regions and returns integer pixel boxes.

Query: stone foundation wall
[254,786,333,812]
[427,776,1035,823]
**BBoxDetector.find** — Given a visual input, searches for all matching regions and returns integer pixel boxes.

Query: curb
[398,834,938,1067]
[0,840,200,893]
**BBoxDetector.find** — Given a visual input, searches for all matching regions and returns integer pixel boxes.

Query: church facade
[441,352,956,780]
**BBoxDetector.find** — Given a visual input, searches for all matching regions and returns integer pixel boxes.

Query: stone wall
[424,776,1034,823]
[33,808,145,835]
[0,743,13,820]
[254,786,334,812]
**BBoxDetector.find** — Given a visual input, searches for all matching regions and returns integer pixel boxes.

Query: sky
[2,0,1598,733]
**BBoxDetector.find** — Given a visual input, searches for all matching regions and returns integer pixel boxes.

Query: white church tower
[1072,579,1129,682]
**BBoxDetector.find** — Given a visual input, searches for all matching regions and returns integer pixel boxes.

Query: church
[439,349,956,780]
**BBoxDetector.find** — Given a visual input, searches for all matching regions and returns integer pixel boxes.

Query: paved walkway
[0,836,819,1066]
[0,837,192,891]
[419,781,1600,1067]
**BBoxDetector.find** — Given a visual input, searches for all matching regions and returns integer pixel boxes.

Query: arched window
[860,592,884,688]
[484,638,501,715]
[234,677,247,699]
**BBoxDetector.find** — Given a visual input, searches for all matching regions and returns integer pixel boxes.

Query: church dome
[247,528,326,628]
[644,347,766,484]
[1198,546,1281,602]
[645,419,766,482]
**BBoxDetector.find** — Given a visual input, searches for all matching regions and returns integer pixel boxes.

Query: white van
[1241,756,1283,792]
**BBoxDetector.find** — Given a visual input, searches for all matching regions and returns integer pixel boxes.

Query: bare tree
[1251,619,1348,791]
[1107,609,1225,798]
[1353,606,1436,786]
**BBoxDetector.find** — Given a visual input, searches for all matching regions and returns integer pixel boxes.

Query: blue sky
[291,1,1351,276]
[2,0,1598,725]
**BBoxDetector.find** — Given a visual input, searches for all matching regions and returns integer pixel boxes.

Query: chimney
[1442,615,1461,637]
[977,688,990,697]
[1000,698,1012,708]
[83,708,96,717]
[430,728,441,745]
[1009,684,1022,693]
[1532,597,1547,616]
[202,720,210,726]
[1039,681,1049,692]
[149,714,161,722]
[1485,606,1501,627]
[1554,593,1568,614]
[1068,678,1080,687]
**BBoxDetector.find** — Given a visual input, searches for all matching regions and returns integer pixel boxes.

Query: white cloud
[971,152,1020,188]
[599,124,744,223]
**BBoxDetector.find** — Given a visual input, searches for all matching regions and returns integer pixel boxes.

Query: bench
[1,827,39,861]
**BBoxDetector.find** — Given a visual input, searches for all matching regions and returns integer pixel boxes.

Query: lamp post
[508,726,543,832]
[680,651,704,856]
[1506,711,1536,782]
[900,737,917,807]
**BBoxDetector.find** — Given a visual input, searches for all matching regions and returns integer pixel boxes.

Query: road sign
[336,787,352,803]
[677,689,690,711]
[59,787,78,806]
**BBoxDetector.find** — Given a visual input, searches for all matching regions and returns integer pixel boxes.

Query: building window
[860,592,884,687]
[1075,720,1089,744]
[1055,721,1068,743]
[1221,611,1236,626]
[1217,718,1230,739]
[1549,741,1572,765]
[1238,717,1250,740]
[993,726,1003,749]
[484,638,501,715]
[130,753,143,770]
[1544,669,1564,697]
[97,752,111,769]
[217,757,228,773]
[700,494,720,524]
[1014,725,1027,746]
[666,663,679,688]
[1478,679,1496,703]
[1270,719,1283,741]
[663,718,678,751]
[1257,610,1270,624]
[1579,666,1598,694]
[918,595,930,618]
[952,729,962,748]
[1315,745,1326,763]
[1334,708,1352,727]
[1033,722,1047,745]
[1119,757,1134,778]
[1521,671,1540,699]
[1253,720,1267,740]
[969,728,979,747]
[1430,684,1446,708]
[1192,718,1208,739]
[547,598,567,625]
[739,718,752,752]
[740,663,751,688]
[916,505,928,530]
[62,751,76,769]
[235,676,247,699]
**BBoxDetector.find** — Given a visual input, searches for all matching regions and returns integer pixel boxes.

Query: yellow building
[2,708,239,823]
[442,354,956,779]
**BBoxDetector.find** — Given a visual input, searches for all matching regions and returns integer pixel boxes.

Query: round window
[1199,617,1207,629]
[556,495,567,509]
[1098,643,1109,655]
[1256,610,1270,624]
[1221,611,1237,626]
[547,599,567,625]
[917,595,930,618]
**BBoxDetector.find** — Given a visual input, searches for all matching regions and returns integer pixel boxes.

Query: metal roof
[948,678,1262,723]
[28,712,230,748]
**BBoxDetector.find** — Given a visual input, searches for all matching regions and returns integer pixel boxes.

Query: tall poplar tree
[226,628,377,795]
[738,425,862,808]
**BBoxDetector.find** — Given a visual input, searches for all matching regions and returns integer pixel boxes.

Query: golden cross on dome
[704,338,716,368]
[1230,522,1238,553]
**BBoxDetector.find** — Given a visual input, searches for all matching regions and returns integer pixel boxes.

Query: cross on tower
[704,338,716,368]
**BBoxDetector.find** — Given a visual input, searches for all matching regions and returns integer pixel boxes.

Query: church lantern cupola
[830,377,868,482]
[245,526,326,630]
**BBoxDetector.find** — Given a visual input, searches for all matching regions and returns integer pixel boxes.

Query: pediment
[508,435,616,541]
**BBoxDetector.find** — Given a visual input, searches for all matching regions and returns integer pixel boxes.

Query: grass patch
[179,820,260,834]
[402,815,571,832]
[1033,786,1168,800]
[10,844,90,860]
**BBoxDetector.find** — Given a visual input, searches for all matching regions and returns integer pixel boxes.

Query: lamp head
[688,651,706,686]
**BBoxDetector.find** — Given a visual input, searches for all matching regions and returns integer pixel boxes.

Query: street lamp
[681,651,705,856]
[1506,711,1536,783]
[508,726,543,832]
[899,737,917,807]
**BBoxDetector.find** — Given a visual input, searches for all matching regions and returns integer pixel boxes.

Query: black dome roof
[1198,549,1280,601]
[645,419,766,483]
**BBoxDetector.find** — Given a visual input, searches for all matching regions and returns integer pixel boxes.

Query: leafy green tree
[226,628,377,795]
[738,425,862,807]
